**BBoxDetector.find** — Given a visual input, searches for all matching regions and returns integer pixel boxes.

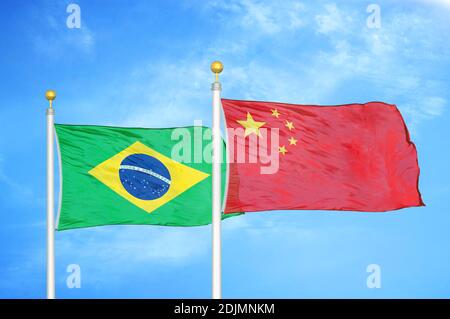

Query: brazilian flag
[55,124,239,230]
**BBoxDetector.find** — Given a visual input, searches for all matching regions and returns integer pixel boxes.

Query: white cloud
[419,0,450,8]
[422,97,446,117]
[30,5,95,57]
[310,4,448,129]
[57,226,210,265]
[116,59,213,128]
[55,217,252,269]
[315,3,351,34]
[33,26,94,56]
[403,96,447,129]
[205,0,306,34]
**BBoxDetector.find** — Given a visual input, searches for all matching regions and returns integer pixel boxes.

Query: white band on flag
[119,165,171,185]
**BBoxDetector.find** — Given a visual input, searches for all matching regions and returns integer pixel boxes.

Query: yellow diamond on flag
[88,141,209,214]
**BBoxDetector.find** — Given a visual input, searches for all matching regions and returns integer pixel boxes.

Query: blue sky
[0,0,450,298]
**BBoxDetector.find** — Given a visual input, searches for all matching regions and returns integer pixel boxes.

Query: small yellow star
[285,120,295,131]
[288,137,297,145]
[279,145,287,155]
[236,112,266,137]
[271,109,280,118]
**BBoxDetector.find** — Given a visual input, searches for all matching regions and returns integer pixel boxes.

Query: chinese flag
[222,99,424,213]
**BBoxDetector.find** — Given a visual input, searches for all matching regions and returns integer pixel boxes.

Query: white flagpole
[45,90,56,299]
[211,61,223,299]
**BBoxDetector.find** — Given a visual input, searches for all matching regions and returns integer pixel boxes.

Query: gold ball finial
[45,90,56,101]
[45,90,56,108]
[211,61,223,82]
[211,61,223,74]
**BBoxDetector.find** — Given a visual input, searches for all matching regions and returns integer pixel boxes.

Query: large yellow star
[237,112,266,137]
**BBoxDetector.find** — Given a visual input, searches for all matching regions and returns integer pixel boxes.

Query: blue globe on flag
[119,153,171,200]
